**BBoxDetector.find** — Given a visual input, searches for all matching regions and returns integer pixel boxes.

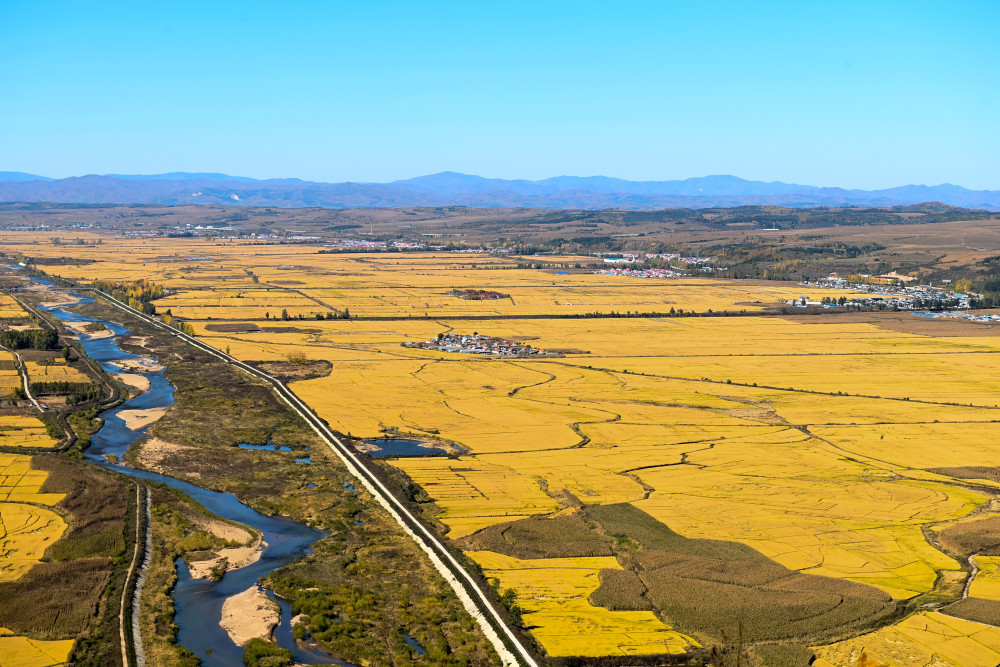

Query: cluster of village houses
[404,333,552,356]
[594,252,713,265]
[595,266,688,278]
[914,311,1000,323]
[327,239,428,250]
[592,252,716,278]
[797,275,971,310]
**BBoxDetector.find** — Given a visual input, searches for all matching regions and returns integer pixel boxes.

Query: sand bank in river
[39,295,83,308]
[63,321,115,339]
[220,585,281,646]
[118,407,167,430]
[114,372,151,393]
[112,356,164,373]
[187,514,264,580]
[187,536,266,580]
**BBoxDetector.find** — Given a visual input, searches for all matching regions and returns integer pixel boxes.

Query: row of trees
[266,309,351,320]
[91,278,164,314]
[0,329,58,350]
[30,381,100,404]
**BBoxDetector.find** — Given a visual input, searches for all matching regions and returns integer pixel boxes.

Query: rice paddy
[13,239,1000,662]
[0,630,74,667]
[0,454,70,665]
[23,361,89,384]
[468,550,698,656]
[0,417,59,449]
[813,612,1000,667]
[0,454,67,582]
[0,294,29,320]
[969,557,1000,601]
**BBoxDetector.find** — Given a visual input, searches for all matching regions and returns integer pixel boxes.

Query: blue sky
[1,1,997,189]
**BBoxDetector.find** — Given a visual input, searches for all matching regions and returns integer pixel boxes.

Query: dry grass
[586,504,896,644]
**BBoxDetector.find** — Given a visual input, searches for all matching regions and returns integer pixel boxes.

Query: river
[34,287,348,666]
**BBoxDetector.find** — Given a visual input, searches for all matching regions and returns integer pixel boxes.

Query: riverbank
[33,291,339,666]
[37,288,499,667]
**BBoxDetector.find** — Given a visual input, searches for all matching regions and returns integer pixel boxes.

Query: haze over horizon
[0,169,995,193]
[2,1,998,190]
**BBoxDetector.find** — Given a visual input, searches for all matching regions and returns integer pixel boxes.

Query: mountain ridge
[0,171,997,210]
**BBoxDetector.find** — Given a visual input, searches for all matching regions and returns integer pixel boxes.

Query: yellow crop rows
[0,453,66,580]
[0,454,71,667]
[814,612,1000,667]
[0,629,74,667]
[0,416,59,448]
[24,361,89,384]
[468,550,698,656]
[0,294,28,320]
[969,557,1000,601]
[15,239,1000,659]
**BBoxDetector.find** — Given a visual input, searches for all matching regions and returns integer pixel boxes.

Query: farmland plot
[19,240,1000,663]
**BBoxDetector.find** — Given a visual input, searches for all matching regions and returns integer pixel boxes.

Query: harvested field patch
[585,504,897,644]
[930,466,1000,484]
[457,514,614,559]
[944,598,1000,627]
[247,358,332,383]
[935,514,1000,557]
[0,559,113,637]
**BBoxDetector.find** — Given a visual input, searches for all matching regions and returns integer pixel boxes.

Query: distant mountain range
[1,171,998,210]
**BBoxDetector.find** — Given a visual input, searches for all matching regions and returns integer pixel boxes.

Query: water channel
[33,285,348,666]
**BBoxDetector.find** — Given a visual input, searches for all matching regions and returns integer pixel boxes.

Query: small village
[404,332,553,356]
[594,266,689,279]
[799,275,972,310]
[912,310,1000,323]
[592,251,716,279]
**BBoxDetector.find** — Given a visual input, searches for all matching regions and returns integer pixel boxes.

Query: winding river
[34,287,348,666]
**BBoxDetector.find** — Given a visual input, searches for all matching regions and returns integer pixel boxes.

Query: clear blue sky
[2,1,997,189]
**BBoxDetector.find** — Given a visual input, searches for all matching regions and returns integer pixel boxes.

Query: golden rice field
[0,416,59,449]
[24,361,90,384]
[814,612,1000,667]
[969,557,1000,601]
[0,234,872,318]
[0,454,71,667]
[467,550,697,656]
[15,238,1000,662]
[0,455,66,572]
[0,294,28,320]
[0,629,74,667]
[0,350,22,390]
